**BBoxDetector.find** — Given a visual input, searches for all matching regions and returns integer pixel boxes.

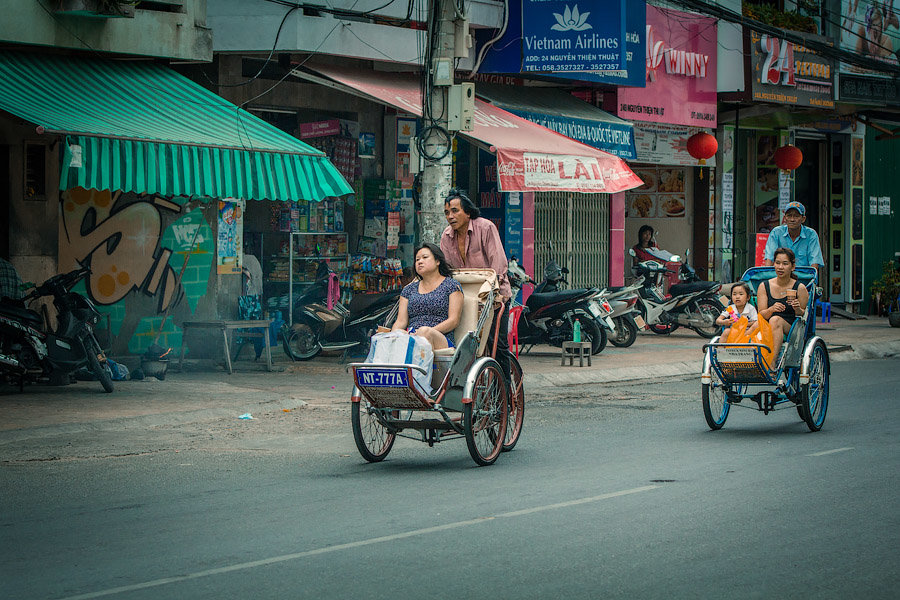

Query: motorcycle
[594,287,641,348]
[507,256,608,355]
[628,248,725,339]
[282,262,400,361]
[0,265,113,392]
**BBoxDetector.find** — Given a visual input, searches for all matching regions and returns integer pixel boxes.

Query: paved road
[2,360,898,599]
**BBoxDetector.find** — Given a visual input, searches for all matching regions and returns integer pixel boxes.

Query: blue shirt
[764,224,824,267]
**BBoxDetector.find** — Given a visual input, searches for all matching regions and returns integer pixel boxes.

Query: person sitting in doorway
[391,243,463,351]
[632,225,676,270]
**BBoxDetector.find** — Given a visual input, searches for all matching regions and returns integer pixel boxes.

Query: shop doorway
[794,137,829,296]
[534,192,609,289]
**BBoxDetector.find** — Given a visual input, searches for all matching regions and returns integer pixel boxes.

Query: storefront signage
[299,119,341,139]
[505,109,636,159]
[616,5,717,127]
[522,0,627,73]
[632,122,715,167]
[838,0,900,76]
[496,150,639,193]
[839,73,900,105]
[749,31,834,108]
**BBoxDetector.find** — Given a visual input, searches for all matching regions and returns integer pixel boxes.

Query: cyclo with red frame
[348,269,524,466]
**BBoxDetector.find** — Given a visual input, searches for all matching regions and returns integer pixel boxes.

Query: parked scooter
[628,248,725,339]
[595,287,641,348]
[282,262,400,361]
[507,256,608,355]
[0,265,113,392]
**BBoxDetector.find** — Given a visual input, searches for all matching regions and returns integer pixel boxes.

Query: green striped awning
[0,51,353,202]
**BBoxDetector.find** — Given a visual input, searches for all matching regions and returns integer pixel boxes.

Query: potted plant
[870,260,900,324]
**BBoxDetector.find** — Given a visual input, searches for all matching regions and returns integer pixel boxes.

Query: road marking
[806,447,854,457]
[57,485,658,600]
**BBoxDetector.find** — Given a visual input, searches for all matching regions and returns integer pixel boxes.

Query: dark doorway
[794,139,825,236]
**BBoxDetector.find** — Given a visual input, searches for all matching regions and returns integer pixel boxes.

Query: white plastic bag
[365,331,434,394]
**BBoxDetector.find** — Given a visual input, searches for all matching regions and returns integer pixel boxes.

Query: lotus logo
[551,4,592,32]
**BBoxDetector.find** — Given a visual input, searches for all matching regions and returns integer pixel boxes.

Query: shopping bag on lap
[365,331,434,394]
[751,316,774,367]
[725,316,749,343]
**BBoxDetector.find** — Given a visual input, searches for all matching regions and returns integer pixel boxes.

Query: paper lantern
[686,132,718,165]
[773,144,803,171]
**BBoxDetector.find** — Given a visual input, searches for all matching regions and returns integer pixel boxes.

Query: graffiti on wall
[59,187,215,355]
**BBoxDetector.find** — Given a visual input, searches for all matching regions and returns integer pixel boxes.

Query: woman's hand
[789,298,802,313]
[769,302,786,314]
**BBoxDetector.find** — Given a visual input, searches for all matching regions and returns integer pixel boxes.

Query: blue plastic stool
[815,300,831,323]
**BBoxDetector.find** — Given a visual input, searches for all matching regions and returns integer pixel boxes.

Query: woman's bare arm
[434,290,463,334]
[391,297,409,331]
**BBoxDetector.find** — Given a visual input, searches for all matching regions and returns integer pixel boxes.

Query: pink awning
[297,64,643,194]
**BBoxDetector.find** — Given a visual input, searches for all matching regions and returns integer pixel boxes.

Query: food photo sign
[625,167,686,218]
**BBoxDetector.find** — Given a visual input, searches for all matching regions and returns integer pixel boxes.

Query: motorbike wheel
[692,298,725,339]
[572,309,606,355]
[609,316,638,348]
[282,322,321,361]
[85,336,113,393]
[639,302,679,335]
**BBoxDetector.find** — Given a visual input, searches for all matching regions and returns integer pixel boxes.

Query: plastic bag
[725,316,750,343]
[751,315,774,368]
[365,331,434,394]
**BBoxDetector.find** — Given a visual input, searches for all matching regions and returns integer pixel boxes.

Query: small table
[179,320,273,374]
[561,341,592,367]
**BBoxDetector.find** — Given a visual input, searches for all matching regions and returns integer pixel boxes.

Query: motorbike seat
[526,289,591,311]
[347,291,397,318]
[0,300,43,328]
[669,281,719,296]
[605,285,628,293]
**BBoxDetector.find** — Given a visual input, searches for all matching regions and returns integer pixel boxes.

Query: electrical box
[432,58,453,86]
[409,137,420,173]
[447,83,475,132]
[454,19,472,59]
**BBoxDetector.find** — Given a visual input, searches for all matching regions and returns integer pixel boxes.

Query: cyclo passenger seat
[433,268,499,358]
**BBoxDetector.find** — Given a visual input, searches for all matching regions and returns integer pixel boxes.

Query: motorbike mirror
[670,255,681,263]
[561,267,570,274]
[628,248,636,257]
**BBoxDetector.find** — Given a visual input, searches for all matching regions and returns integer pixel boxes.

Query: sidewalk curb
[524,360,698,388]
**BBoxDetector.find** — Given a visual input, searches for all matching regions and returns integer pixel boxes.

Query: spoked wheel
[464,360,507,466]
[351,398,396,462]
[702,367,730,430]
[283,322,321,361]
[692,298,725,339]
[609,316,638,348]
[85,335,114,393]
[502,357,525,452]
[800,339,829,431]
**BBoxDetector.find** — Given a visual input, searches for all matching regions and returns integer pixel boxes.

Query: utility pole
[417,0,464,244]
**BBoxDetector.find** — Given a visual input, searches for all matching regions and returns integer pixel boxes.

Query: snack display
[629,194,656,218]
[659,195,686,217]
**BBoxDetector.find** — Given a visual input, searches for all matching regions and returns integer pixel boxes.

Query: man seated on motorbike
[391,243,463,351]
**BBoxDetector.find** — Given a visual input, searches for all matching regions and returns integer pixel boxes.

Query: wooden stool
[561,341,592,367]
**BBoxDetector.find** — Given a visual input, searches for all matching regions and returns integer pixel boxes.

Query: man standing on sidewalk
[440,189,513,383]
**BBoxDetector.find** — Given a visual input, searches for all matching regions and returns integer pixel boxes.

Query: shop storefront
[0,51,351,356]
[615,5,718,281]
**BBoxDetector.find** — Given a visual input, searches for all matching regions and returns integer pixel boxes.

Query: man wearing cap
[764,202,824,270]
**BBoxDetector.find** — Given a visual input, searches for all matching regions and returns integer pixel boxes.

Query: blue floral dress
[401,277,463,347]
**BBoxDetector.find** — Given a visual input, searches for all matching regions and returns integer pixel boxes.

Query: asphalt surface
[2,359,898,599]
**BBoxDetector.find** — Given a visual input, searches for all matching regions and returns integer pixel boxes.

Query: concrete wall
[0,0,212,62]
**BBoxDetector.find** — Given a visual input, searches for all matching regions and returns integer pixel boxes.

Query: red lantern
[773,144,803,171]
[686,132,718,165]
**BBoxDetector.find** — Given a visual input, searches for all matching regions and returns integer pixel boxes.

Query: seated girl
[391,243,463,351]
[756,247,809,363]
[715,280,757,341]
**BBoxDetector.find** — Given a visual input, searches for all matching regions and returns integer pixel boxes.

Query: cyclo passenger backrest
[449,268,499,357]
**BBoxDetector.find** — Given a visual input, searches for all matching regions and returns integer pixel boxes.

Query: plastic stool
[815,300,831,323]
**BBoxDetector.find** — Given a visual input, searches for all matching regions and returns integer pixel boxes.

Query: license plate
[634,315,646,329]
[357,368,409,388]
[601,300,613,313]
[604,316,615,330]
[716,346,756,363]
[587,301,603,318]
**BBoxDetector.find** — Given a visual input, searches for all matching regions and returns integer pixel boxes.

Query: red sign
[299,119,340,139]
[755,233,769,266]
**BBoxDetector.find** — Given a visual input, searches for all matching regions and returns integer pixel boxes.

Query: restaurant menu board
[625,168,686,218]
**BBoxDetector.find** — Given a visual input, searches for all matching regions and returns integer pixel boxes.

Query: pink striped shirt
[440,218,511,297]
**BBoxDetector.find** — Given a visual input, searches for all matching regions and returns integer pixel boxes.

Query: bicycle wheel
[502,357,525,452]
[702,369,729,430]
[351,399,396,462]
[800,339,829,432]
[464,360,507,466]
